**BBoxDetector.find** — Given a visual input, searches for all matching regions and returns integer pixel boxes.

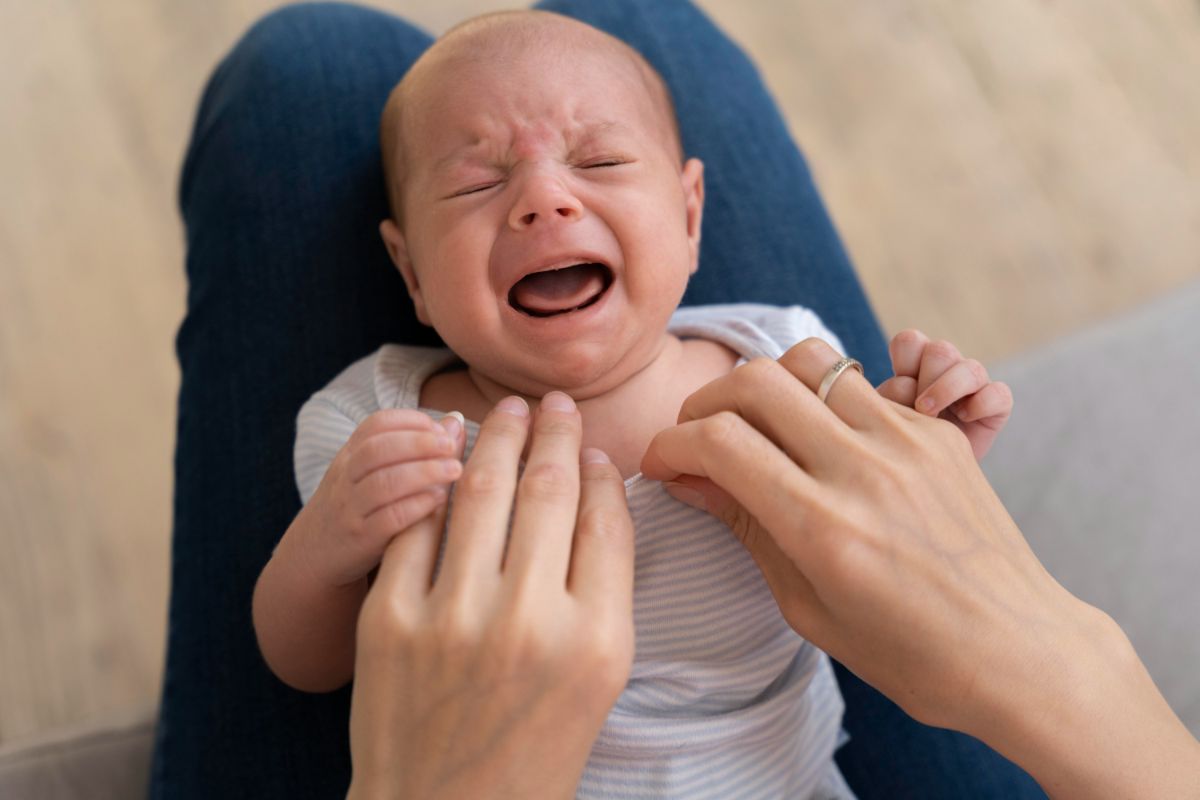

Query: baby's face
[381,36,703,399]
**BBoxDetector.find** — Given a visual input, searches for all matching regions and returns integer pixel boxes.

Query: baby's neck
[420,334,738,478]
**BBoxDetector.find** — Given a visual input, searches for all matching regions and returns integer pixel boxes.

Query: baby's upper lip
[500,250,616,291]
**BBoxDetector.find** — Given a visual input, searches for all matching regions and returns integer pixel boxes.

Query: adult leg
[149,4,434,798]
[535,0,1044,796]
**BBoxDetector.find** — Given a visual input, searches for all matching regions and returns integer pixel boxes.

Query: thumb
[664,475,823,638]
[663,475,770,551]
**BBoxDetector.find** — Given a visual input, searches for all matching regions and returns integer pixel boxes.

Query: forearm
[974,604,1200,799]
[253,513,367,693]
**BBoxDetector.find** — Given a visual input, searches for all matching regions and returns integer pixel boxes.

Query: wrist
[974,602,1199,798]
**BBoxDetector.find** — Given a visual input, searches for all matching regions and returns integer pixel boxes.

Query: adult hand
[641,338,1200,799]
[348,392,635,800]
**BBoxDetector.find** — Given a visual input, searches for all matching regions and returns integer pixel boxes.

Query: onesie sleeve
[764,305,849,359]
[291,348,396,505]
[293,393,359,507]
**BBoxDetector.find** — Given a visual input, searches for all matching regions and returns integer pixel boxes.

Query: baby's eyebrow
[568,120,627,148]
[429,120,632,177]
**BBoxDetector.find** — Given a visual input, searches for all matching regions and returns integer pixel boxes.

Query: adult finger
[889,329,930,379]
[665,474,827,643]
[913,358,989,417]
[437,396,530,588]
[568,449,635,619]
[674,356,857,473]
[641,413,821,564]
[915,339,963,397]
[504,392,583,585]
[775,338,885,432]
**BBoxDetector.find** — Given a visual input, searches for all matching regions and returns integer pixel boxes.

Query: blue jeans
[152,2,1045,797]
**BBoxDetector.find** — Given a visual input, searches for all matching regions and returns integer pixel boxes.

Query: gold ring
[817,357,864,404]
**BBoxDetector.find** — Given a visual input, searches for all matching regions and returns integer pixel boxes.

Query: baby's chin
[467,333,675,403]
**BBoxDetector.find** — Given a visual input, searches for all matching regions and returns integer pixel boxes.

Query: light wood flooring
[2,0,1199,746]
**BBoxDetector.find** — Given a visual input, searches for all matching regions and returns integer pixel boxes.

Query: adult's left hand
[346,392,635,800]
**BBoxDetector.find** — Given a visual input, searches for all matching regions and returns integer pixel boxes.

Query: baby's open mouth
[508,263,613,317]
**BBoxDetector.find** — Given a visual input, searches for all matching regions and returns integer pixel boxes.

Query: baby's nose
[508,172,583,229]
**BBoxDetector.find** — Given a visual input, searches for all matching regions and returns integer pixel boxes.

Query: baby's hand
[876,330,1012,461]
[299,409,464,587]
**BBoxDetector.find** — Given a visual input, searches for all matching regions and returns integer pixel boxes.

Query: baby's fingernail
[918,396,936,412]
[581,447,610,464]
[665,481,706,510]
[541,391,576,413]
[496,396,529,417]
[440,410,464,439]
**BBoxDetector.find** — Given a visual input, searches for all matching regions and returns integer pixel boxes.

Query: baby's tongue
[511,263,606,314]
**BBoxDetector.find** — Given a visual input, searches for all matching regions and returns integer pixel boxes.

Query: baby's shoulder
[669,303,840,359]
[302,343,456,425]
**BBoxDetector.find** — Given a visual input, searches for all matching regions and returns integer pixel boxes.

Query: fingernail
[664,481,706,510]
[581,447,610,464]
[496,396,529,417]
[440,410,464,439]
[541,391,576,413]
[918,395,936,412]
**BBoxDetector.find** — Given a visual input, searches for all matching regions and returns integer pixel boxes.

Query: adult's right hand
[348,392,635,800]
[642,338,1200,800]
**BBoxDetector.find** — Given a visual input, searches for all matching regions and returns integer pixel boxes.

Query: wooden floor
[2,0,1198,746]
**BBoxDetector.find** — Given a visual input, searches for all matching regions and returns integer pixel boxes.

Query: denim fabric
[152,1,1043,797]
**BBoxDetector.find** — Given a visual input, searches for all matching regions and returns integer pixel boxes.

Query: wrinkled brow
[429,120,631,174]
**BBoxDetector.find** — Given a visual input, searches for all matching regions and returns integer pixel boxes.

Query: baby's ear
[379,219,432,326]
[681,158,705,275]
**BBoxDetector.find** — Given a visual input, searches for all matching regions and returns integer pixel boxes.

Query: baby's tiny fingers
[348,429,457,484]
[361,488,449,548]
[356,458,462,517]
[877,375,918,408]
[915,359,989,416]
[951,381,1013,425]
[889,329,930,379]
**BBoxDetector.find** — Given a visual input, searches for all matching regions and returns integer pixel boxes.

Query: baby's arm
[876,329,1013,461]
[253,409,464,692]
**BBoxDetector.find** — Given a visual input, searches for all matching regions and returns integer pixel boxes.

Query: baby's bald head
[379,10,683,227]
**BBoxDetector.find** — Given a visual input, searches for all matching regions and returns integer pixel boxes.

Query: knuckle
[780,337,831,369]
[534,415,579,438]
[357,594,416,652]
[926,340,960,361]
[894,328,926,346]
[698,411,742,451]
[964,359,988,383]
[486,411,529,438]
[734,358,778,398]
[576,627,633,697]
[380,497,416,533]
[456,464,508,497]
[520,461,575,500]
[578,504,633,542]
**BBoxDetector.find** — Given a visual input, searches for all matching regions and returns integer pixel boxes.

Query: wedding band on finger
[817,357,864,404]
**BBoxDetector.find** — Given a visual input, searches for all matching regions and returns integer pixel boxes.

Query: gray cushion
[983,279,1200,736]
[0,707,154,799]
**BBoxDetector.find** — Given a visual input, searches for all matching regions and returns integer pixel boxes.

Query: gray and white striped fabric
[294,304,855,799]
